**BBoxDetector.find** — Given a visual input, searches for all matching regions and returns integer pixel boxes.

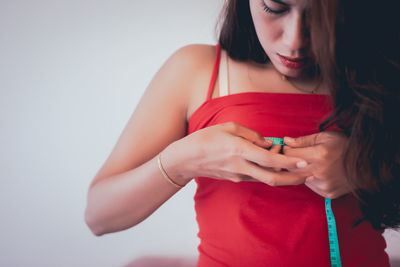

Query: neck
[281,67,328,95]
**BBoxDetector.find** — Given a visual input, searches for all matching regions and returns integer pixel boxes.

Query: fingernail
[296,161,307,168]
[264,139,273,144]
[306,176,314,182]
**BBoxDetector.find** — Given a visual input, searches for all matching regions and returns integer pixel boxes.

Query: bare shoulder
[168,44,218,122]
[169,43,216,69]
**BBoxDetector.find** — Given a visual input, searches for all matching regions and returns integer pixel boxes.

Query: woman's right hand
[163,122,311,186]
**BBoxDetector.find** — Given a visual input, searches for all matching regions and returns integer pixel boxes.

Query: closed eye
[261,0,289,15]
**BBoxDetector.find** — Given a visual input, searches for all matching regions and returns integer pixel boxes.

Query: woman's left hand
[282,131,352,199]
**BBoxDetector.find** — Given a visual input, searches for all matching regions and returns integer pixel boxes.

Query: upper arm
[89,44,215,187]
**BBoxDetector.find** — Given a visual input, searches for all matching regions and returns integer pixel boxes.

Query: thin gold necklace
[281,75,321,94]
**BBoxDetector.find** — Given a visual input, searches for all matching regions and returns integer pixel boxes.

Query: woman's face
[249,0,312,78]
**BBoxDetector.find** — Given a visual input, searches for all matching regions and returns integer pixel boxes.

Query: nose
[282,12,308,55]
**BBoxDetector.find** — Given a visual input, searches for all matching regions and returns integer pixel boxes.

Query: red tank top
[187,45,389,267]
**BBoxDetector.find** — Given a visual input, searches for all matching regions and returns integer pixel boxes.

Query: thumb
[284,133,321,148]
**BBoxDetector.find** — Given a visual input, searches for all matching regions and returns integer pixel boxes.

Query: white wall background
[0,1,398,267]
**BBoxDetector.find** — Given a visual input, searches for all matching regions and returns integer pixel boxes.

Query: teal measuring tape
[264,137,342,267]
[325,198,342,267]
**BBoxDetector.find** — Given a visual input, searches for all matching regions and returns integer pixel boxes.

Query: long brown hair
[217,0,267,63]
[217,0,400,230]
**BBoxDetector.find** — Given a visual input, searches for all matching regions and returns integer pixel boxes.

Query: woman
[85,0,399,266]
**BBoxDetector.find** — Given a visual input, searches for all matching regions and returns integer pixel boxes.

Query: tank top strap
[218,49,230,97]
[206,44,222,101]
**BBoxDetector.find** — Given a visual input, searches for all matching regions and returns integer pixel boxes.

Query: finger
[282,146,319,163]
[304,176,348,199]
[224,122,273,149]
[284,133,323,148]
[234,174,259,183]
[305,180,342,199]
[304,176,335,197]
[304,177,326,196]
[306,176,315,183]
[270,144,282,153]
[237,138,308,170]
[269,145,282,171]
[245,161,309,186]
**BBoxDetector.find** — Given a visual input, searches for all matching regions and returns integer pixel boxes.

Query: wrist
[160,141,194,186]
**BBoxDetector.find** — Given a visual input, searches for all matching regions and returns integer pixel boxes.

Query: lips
[278,54,307,70]
[280,55,305,62]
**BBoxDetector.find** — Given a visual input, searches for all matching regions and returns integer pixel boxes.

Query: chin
[276,65,303,78]
[283,71,302,78]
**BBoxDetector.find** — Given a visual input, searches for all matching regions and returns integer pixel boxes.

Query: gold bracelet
[157,153,184,189]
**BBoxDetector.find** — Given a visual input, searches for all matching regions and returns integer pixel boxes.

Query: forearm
[84,143,192,236]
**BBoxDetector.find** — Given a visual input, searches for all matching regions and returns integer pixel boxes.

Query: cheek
[255,20,279,46]
[250,7,281,50]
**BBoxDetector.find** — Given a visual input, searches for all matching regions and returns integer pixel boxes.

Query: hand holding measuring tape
[166,122,311,186]
[281,131,352,199]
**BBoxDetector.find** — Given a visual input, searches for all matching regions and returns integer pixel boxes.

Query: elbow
[84,183,108,236]
[84,207,106,236]
[84,209,139,236]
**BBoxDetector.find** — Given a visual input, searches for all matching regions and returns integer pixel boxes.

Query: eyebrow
[270,0,291,5]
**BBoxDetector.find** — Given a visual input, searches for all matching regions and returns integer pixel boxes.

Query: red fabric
[186,45,390,267]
